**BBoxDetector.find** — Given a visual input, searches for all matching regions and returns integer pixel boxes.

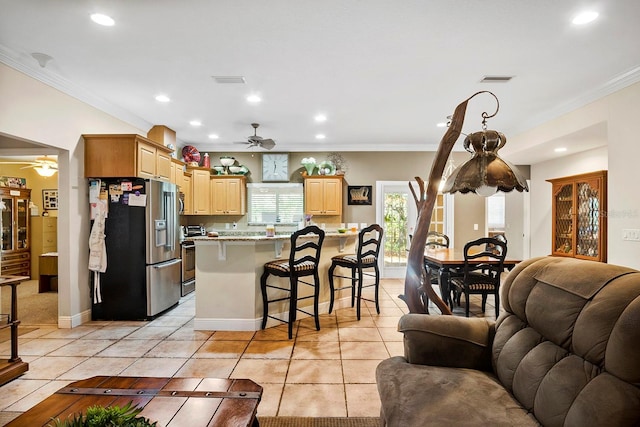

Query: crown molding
[511,64,640,136]
[0,44,152,132]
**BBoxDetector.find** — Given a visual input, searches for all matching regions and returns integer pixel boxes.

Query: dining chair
[260,225,325,339]
[424,231,453,303]
[328,224,383,320]
[450,237,507,318]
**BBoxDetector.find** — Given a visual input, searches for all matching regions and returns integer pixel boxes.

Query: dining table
[423,247,522,310]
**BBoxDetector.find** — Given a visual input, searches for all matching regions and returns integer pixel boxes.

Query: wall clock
[262,153,289,181]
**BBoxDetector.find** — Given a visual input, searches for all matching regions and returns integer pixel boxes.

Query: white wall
[512,80,640,269]
[529,147,608,258]
[0,63,146,326]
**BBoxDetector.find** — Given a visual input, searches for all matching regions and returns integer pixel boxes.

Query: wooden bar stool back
[260,225,325,339]
[328,224,383,320]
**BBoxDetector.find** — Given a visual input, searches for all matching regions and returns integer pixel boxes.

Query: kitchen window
[247,183,304,225]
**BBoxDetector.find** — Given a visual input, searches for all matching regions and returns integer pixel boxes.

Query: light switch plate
[623,229,640,241]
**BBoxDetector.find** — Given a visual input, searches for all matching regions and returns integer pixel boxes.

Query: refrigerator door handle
[164,190,176,252]
[153,258,181,268]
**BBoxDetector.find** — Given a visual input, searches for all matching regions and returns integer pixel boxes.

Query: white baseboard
[57,308,91,329]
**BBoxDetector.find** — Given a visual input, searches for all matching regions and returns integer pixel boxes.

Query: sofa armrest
[399,313,496,371]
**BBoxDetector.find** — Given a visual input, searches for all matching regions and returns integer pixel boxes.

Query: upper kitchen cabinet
[304,176,343,217]
[188,166,211,215]
[181,170,193,215]
[1,188,31,277]
[83,134,173,180]
[547,170,607,262]
[211,176,246,215]
[170,158,185,186]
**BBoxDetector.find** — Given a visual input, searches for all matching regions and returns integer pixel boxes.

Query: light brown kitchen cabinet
[83,134,174,180]
[170,158,185,186]
[211,176,246,215]
[1,188,31,277]
[189,167,211,215]
[547,170,607,262]
[181,171,193,215]
[304,176,343,216]
[30,216,57,278]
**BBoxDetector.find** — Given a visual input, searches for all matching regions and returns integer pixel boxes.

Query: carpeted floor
[0,279,57,325]
[258,417,380,427]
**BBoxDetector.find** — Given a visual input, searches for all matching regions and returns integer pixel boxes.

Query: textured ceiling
[1,1,639,164]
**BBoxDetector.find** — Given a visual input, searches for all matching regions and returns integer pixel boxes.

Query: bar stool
[260,225,325,339]
[328,224,383,320]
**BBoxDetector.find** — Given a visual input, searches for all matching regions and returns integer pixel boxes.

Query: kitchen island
[192,232,358,331]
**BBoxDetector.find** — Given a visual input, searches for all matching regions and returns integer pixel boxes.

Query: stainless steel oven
[180,241,195,296]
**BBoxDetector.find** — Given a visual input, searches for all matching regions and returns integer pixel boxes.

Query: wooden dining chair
[328,224,383,320]
[260,225,325,339]
[450,237,507,317]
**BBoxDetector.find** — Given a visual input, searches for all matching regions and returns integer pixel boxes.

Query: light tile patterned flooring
[0,278,498,422]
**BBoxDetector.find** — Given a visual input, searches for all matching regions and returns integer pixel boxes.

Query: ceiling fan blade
[233,141,250,145]
[261,139,276,150]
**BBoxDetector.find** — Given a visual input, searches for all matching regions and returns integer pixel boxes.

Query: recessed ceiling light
[315,134,326,140]
[155,94,170,103]
[436,122,447,128]
[90,13,115,26]
[314,114,327,122]
[189,120,202,127]
[208,134,219,140]
[572,11,598,25]
[555,147,567,153]
[246,94,262,103]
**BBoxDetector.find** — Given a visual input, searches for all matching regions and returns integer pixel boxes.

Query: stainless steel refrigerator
[91,179,181,320]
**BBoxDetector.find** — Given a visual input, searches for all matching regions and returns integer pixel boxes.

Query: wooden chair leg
[373,265,381,314]
[313,271,321,331]
[260,270,270,330]
[328,262,337,314]
[350,267,356,307]
[356,267,364,320]
[288,275,297,339]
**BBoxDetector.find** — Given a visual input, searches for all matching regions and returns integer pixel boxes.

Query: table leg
[437,268,452,309]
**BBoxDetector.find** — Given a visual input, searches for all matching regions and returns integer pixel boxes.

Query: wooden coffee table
[7,376,262,426]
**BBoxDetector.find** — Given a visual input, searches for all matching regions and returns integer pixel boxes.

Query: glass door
[1,196,13,251]
[16,197,29,250]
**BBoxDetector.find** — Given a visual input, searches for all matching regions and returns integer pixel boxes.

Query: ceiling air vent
[212,76,246,84]
[480,75,514,83]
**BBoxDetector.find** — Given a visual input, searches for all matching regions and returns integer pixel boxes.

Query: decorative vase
[303,163,316,175]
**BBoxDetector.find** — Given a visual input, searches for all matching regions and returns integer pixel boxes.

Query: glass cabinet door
[576,179,602,259]
[553,183,574,256]
[1,196,13,251]
[16,197,29,250]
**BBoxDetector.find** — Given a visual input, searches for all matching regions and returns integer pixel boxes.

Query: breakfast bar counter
[192,232,358,331]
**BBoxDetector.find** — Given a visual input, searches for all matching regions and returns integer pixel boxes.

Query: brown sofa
[376,256,640,426]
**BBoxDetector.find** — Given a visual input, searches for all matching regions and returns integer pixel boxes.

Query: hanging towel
[88,200,107,303]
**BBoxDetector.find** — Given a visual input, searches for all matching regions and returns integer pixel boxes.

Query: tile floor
[0,278,498,423]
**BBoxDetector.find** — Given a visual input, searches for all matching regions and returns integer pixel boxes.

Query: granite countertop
[190,231,357,242]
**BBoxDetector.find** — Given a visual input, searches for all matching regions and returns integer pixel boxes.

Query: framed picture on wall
[43,189,58,210]
[347,185,372,205]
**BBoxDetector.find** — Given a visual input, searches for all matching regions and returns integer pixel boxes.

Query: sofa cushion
[494,257,640,426]
[376,356,540,427]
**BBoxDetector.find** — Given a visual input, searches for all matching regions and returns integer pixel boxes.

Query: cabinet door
[321,179,342,215]
[305,179,325,215]
[1,195,13,251]
[551,182,575,257]
[182,173,193,215]
[225,178,245,214]
[210,179,227,214]
[191,170,211,214]
[575,176,604,261]
[137,142,157,179]
[156,151,172,181]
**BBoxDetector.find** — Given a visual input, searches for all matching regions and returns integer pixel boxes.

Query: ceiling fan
[0,155,58,176]
[233,123,276,150]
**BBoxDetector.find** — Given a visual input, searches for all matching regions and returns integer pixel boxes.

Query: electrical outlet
[473,224,479,231]
[623,229,640,241]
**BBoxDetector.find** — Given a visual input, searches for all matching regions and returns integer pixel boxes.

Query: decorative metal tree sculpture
[401,91,528,314]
